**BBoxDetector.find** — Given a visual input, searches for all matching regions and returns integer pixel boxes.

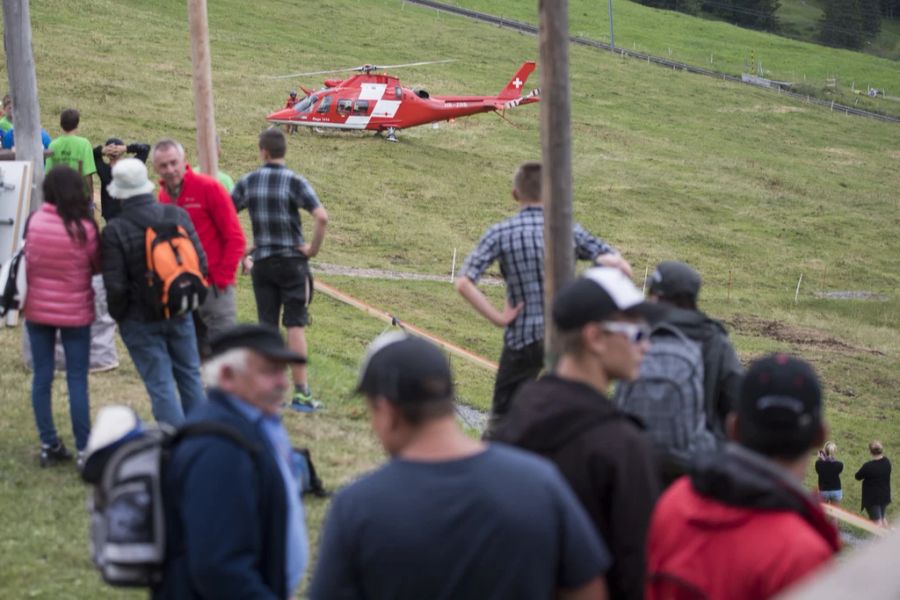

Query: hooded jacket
[491,375,660,600]
[647,444,840,600]
[660,306,743,437]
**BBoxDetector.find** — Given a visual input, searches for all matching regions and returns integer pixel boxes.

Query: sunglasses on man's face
[601,321,651,344]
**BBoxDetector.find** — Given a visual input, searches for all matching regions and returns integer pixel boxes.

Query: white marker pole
[794,273,803,304]
[641,264,650,295]
[450,248,457,283]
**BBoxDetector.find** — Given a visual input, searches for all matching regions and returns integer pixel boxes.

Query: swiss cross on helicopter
[266,60,540,142]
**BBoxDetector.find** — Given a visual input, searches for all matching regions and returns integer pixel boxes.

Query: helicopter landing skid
[385,127,399,143]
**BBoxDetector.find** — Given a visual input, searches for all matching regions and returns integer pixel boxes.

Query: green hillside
[455,0,900,116]
[0,0,898,596]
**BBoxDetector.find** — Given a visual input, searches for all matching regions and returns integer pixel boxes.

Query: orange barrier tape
[316,279,499,372]
[821,503,888,537]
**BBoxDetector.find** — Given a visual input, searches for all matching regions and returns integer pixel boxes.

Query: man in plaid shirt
[232,128,329,412]
[455,161,632,430]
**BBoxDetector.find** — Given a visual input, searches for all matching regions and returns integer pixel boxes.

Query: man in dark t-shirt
[309,333,611,600]
[93,137,150,222]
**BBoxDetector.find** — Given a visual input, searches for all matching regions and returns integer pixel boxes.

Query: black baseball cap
[356,332,453,404]
[209,324,306,363]
[553,267,661,331]
[647,261,702,301]
[737,353,823,459]
[105,137,124,146]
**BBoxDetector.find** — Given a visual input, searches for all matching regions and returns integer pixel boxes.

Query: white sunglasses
[601,321,651,344]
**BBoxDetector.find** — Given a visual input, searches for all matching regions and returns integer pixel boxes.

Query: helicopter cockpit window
[353,100,369,115]
[337,99,352,115]
[293,93,318,114]
[316,95,332,114]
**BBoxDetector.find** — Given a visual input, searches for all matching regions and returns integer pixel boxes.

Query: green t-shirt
[46,133,96,176]
[0,116,12,135]
[216,170,235,193]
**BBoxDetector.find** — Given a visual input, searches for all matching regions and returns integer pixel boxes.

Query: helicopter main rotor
[267,59,455,80]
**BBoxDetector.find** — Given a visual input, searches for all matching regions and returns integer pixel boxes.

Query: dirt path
[313,262,503,286]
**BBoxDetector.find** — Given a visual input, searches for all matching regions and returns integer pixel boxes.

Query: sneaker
[39,441,73,467]
[290,390,322,413]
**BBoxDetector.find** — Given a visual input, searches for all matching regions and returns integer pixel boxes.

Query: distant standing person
[0,94,13,134]
[644,260,743,437]
[455,161,632,431]
[93,137,150,222]
[232,128,328,412]
[816,441,843,505]
[856,440,891,527]
[45,109,96,200]
[23,165,101,469]
[101,158,208,427]
[1,97,52,150]
[215,133,235,193]
[154,139,245,357]
[283,91,299,134]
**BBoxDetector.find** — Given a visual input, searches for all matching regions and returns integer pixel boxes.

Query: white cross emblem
[512,77,523,89]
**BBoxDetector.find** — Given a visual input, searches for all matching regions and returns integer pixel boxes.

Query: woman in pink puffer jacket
[23,165,101,468]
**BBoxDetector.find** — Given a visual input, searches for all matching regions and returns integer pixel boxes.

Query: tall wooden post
[539,0,574,367]
[187,0,218,177]
[3,0,44,209]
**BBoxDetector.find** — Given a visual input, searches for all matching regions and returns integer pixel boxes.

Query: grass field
[453,0,900,116]
[1,0,899,597]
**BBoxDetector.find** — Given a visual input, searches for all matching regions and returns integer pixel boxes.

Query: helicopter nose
[266,108,295,123]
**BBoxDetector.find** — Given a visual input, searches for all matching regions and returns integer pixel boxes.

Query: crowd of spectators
[6,104,892,599]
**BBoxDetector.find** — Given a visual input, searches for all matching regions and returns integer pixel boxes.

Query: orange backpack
[128,212,208,319]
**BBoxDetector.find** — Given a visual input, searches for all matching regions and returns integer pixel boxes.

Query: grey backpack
[613,323,715,461]
[84,422,258,587]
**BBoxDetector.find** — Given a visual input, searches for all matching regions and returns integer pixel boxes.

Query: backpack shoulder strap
[171,421,262,457]
[652,321,689,342]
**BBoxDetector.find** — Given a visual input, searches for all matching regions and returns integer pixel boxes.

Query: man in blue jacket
[153,324,309,599]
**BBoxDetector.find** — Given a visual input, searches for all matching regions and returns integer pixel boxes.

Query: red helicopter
[266,60,540,142]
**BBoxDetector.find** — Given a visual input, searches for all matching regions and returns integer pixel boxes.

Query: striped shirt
[460,206,614,350]
[232,163,322,261]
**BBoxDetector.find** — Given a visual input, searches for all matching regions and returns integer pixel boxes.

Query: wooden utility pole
[539,0,574,366]
[187,0,218,177]
[3,0,44,209]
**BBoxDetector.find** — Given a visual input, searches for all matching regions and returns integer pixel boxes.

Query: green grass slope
[0,0,898,596]
[454,0,900,115]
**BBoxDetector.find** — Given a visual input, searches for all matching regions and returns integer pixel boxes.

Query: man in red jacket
[646,354,840,600]
[153,139,245,357]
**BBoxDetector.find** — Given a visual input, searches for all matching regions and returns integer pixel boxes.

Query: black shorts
[251,256,312,328]
[865,504,888,521]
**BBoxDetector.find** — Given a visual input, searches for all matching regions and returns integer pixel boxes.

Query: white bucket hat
[107,157,155,199]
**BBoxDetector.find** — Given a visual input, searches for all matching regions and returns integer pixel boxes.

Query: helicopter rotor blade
[266,66,363,80]
[266,59,455,80]
[367,59,456,70]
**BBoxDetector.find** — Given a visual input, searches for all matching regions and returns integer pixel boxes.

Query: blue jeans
[119,314,205,427]
[819,489,843,503]
[27,321,91,451]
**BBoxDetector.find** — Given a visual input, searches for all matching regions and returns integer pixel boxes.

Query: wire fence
[406,0,900,124]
